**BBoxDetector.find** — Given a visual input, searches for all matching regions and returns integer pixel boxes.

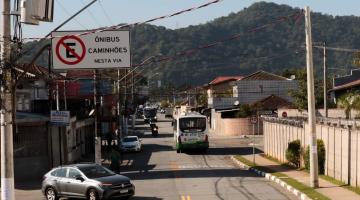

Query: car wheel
[45,187,58,200]
[88,189,99,200]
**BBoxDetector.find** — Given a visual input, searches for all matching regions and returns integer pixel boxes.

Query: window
[51,168,67,178]
[122,137,138,142]
[179,118,206,132]
[78,165,115,179]
[68,168,82,179]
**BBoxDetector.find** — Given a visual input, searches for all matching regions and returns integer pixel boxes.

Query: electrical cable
[23,0,224,40]
[125,10,304,83]
[98,0,114,26]
[80,0,102,27]
[55,0,89,30]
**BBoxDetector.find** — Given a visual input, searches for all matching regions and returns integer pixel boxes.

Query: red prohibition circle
[55,35,86,65]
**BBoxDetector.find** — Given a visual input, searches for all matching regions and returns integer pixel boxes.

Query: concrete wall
[212,112,262,136]
[263,118,360,186]
[278,108,360,119]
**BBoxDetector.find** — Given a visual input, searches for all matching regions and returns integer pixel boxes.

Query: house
[206,76,243,109]
[233,71,297,105]
[13,66,96,181]
[207,71,298,136]
[329,69,360,102]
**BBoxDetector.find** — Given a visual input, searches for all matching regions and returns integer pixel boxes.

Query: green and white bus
[173,112,209,153]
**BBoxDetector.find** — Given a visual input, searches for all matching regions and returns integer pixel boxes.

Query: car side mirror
[75,175,84,182]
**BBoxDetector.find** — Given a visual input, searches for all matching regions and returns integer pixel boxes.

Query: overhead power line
[55,0,88,30]
[23,0,224,40]
[98,0,114,26]
[313,45,360,53]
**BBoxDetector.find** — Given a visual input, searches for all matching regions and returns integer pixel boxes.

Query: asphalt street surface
[12,114,297,200]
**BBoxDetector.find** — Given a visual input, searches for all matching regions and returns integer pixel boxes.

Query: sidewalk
[242,154,360,200]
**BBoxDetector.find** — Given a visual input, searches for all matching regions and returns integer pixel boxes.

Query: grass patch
[320,175,360,195]
[234,155,330,200]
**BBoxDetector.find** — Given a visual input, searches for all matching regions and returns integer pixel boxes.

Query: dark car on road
[42,163,135,200]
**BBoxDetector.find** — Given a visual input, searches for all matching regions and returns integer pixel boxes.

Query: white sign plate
[50,110,70,126]
[51,30,130,69]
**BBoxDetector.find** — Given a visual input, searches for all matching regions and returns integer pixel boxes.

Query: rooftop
[330,79,360,92]
[252,94,293,110]
[209,76,243,85]
[241,70,289,81]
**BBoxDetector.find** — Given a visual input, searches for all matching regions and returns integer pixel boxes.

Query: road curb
[230,156,311,200]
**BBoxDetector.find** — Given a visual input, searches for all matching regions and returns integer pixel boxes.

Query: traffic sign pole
[250,115,258,165]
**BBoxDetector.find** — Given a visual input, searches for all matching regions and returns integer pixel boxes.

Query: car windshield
[78,165,115,179]
[179,117,206,132]
[123,137,138,142]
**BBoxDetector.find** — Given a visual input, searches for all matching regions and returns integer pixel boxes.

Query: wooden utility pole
[305,6,319,188]
[1,0,15,199]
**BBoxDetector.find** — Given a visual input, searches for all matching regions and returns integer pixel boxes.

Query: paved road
[11,114,296,200]
[120,115,297,200]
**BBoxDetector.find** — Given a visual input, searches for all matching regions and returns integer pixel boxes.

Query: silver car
[120,136,142,152]
[41,163,135,200]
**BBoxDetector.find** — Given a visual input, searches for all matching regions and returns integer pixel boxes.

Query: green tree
[283,69,324,110]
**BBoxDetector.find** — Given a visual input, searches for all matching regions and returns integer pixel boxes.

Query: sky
[19,0,360,39]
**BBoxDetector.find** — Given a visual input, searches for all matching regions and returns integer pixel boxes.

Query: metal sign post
[250,115,258,165]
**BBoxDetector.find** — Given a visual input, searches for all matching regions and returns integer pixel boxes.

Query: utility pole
[323,42,328,118]
[56,82,60,111]
[117,69,122,139]
[93,70,101,164]
[55,81,62,166]
[305,6,319,188]
[1,0,15,199]
[63,80,67,110]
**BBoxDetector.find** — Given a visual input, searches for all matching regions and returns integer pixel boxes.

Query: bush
[304,139,326,174]
[286,140,301,168]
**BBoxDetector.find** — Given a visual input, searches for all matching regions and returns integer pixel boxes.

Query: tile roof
[252,94,293,110]
[16,64,65,80]
[209,76,243,85]
[329,79,360,92]
[241,70,289,81]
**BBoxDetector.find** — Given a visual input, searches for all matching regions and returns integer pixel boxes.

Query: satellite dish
[89,109,95,116]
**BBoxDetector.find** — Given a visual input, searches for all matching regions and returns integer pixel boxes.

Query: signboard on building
[51,30,130,69]
[50,110,70,126]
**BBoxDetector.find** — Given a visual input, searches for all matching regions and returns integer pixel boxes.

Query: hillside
[19,2,360,86]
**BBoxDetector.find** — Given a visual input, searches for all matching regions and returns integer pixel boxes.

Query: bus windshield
[179,117,206,132]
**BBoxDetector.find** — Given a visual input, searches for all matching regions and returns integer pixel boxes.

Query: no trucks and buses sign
[51,30,130,69]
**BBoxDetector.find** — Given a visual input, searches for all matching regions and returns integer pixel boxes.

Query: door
[65,168,88,198]
[51,168,68,196]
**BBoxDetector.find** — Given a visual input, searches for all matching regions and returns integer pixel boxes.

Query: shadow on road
[122,168,259,180]
[15,180,41,190]
[131,196,163,200]
[193,147,263,156]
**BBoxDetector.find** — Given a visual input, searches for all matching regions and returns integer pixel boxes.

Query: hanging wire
[80,0,102,27]
[55,0,89,30]
[98,0,114,26]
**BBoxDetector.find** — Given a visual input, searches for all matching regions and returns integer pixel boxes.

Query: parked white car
[120,136,142,152]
